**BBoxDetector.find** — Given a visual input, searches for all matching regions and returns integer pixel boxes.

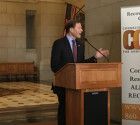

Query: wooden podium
[54,63,122,125]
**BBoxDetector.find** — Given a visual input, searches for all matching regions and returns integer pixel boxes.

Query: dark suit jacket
[51,36,97,93]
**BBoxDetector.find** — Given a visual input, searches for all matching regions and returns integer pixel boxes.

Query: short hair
[65,20,81,33]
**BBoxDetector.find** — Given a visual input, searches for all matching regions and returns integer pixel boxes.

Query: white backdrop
[121,6,140,125]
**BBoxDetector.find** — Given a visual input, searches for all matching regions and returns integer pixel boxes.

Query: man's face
[70,23,83,39]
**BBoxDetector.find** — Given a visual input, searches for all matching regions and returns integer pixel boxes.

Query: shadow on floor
[20,121,57,125]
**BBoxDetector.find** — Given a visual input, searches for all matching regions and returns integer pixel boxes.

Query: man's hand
[95,48,109,59]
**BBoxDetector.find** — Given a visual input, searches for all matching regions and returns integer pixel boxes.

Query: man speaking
[51,20,109,125]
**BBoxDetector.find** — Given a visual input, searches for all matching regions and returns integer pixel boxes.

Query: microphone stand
[84,38,109,63]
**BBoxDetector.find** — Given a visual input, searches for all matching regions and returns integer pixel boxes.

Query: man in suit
[51,20,109,125]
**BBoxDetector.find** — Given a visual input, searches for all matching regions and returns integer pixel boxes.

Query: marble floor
[0,82,58,108]
[0,81,58,125]
[0,81,121,125]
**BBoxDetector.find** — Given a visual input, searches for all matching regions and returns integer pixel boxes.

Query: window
[26,10,36,49]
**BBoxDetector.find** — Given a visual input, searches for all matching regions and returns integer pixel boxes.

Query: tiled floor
[0,81,58,125]
[0,82,58,109]
[0,81,121,125]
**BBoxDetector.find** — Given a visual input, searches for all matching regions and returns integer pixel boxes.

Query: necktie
[72,40,77,62]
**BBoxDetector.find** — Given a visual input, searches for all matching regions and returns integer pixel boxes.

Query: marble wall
[0,0,84,82]
[37,1,65,81]
[0,1,37,63]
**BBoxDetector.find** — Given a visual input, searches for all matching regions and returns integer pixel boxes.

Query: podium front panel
[84,91,108,125]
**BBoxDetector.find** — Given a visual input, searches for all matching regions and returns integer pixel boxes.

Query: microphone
[84,38,109,62]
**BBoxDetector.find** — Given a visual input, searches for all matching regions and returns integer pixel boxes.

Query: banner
[121,6,140,125]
